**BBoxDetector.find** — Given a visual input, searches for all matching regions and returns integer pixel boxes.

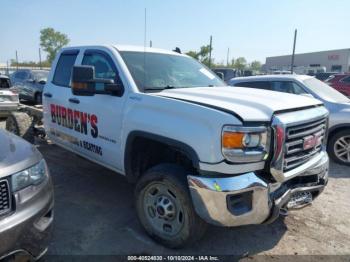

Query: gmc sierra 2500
[6,45,329,248]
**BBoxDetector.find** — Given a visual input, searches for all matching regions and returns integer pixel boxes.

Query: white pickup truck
[6,45,329,248]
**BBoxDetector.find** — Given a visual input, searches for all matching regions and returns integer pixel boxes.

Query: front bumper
[188,151,328,227]
[0,176,54,260]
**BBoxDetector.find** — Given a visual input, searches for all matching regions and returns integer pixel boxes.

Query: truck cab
[12,45,329,248]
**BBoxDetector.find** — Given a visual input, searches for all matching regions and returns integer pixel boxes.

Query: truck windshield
[303,77,350,104]
[120,51,225,91]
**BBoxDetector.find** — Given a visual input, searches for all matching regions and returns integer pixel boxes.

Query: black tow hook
[280,207,289,216]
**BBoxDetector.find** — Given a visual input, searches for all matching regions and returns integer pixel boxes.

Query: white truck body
[36,45,329,247]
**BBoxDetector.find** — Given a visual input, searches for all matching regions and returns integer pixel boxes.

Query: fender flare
[124,131,200,182]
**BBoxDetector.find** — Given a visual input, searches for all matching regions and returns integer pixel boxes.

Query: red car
[326,74,350,97]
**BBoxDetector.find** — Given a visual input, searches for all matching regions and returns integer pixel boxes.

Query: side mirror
[38,79,46,85]
[71,66,124,96]
[71,66,96,96]
[216,72,224,80]
[104,83,124,96]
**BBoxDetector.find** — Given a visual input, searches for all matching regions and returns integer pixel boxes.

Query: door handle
[69,98,80,104]
[43,92,52,98]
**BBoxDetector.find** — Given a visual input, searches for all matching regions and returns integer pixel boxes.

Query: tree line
[186,45,262,71]
[11,29,261,72]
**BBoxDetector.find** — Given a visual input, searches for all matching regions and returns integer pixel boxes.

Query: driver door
[72,48,127,172]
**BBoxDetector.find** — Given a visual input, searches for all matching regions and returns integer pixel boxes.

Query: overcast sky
[1,0,349,64]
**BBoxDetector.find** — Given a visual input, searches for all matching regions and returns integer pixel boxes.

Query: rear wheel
[6,112,35,144]
[328,130,350,166]
[135,163,207,248]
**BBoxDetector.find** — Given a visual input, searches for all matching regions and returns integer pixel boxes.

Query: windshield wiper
[144,85,176,91]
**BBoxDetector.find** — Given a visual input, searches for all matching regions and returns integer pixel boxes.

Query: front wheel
[328,130,350,166]
[135,164,207,248]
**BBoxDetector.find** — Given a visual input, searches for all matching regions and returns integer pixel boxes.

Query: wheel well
[125,134,198,183]
[327,125,350,146]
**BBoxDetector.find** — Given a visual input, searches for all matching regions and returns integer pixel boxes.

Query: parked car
[315,72,337,82]
[0,89,19,118]
[0,128,53,261]
[0,75,12,89]
[229,75,350,166]
[10,69,49,104]
[325,74,350,97]
[213,68,240,82]
[7,45,329,248]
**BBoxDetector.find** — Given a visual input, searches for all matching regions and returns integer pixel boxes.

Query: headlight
[222,126,270,163]
[11,159,48,192]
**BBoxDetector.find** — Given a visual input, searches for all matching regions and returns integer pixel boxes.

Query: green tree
[40,27,69,63]
[250,60,262,71]
[186,45,212,67]
[233,57,247,70]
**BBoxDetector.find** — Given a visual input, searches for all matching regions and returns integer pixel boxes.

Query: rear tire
[328,129,350,166]
[135,163,207,248]
[6,112,35,144]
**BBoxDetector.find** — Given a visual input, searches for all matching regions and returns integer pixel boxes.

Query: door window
[271,81,307,94]
[14,71,29,80]
[52,51,79,87]
[82,51,120,93]
[341,76,350,84]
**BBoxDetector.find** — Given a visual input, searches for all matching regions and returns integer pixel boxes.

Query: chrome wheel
[334,136,350,163]
[143,182,184,236]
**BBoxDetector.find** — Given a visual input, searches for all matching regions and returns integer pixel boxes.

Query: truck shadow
[36,140,287,256]
[328,161,349,178]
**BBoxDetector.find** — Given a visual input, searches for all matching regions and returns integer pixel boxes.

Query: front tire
[328,130,350,166]
[6,112,35,144]
[135,164,207,248]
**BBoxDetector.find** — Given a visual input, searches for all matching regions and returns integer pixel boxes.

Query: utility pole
[15,50,19,70]
[209,35,212,68]
[291,29,297,73]
[6,60,9,75]
[149,40,152,47]
[39,48,42,69]
[226,47,230,67]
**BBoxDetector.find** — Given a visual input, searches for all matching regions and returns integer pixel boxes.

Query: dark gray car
[10,70,49,104]
[0,129,53,260]
[229,75,350,166]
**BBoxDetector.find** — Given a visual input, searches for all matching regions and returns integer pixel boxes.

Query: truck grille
[0,180,11,216]
[284,117,327,171]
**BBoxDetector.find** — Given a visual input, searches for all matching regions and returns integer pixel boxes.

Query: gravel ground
[1,119,350,259]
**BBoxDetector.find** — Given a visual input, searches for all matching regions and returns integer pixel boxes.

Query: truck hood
[0,129,42,178]
[156,86,323,122]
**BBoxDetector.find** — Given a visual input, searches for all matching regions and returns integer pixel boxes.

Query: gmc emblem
[303,133,322,150]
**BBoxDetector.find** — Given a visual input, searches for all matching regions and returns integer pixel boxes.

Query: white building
[265,48,350,73]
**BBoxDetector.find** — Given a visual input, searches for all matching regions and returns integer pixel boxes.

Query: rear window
[52,52,78,87]
[0,78,11,88]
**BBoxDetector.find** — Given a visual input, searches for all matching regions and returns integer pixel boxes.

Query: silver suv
[229,74,350,166]
[10,69,49,104]
[0,129,54,260]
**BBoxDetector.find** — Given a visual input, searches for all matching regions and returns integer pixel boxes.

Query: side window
[271,81,307,94]
[15,71,28,80]
[82,51,119,92]
[53,52,79,87]
[341,76,350,84]
[235,81,272,91]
